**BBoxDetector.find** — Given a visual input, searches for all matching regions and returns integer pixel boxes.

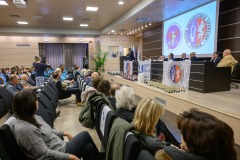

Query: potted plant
[93,49,108,73]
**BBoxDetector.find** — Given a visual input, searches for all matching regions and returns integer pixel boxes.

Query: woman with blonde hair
[133,98,170,155]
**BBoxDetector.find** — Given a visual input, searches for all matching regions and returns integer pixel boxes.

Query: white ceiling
[0,0,216,37]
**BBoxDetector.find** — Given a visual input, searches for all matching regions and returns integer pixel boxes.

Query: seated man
[190,52,198,61]
[5,74,27,96]
[180,53,188,61]
[108,83,122,110]
[210,52,222,67]
[217,49,238,73]
[20,74,39,91]
[53,71,81,105]
[89,71,99,86]
[84,69,93,85]
[167,53,175,61]
[157,55,165,61]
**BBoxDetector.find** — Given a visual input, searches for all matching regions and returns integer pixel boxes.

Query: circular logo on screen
[167,62,184,85]
[166,23,182,52]
[185,13,211,49]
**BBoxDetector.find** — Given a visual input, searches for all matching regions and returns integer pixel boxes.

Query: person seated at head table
[157,55,166,61]
[217,49,238,73]
[155,108,236,160]
[210,51,222,67]
[190,52,198,61]
[168,53,175,61]
[146,56,152,61]
[180,53,189,61]
[13,90,100,160]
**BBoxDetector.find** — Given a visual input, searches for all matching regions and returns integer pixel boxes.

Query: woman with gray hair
[115,86,135,123]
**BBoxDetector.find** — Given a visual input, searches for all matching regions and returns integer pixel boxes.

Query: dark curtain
[39,43,87,70]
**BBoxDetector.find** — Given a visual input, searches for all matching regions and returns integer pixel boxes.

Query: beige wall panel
[0,36,94,68]
[104,58,120,72]
[0,48,38,55]
[103,74,240,145]
[0,43,38,48]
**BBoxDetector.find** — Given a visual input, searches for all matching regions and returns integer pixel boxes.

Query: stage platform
[103,73,240,145]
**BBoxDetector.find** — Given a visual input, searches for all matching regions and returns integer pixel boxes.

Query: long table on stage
[120,58,231,93]
[103,73,240,145]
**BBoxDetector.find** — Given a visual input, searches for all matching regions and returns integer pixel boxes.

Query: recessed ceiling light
[80,24,88,27]
[63,17,73,21]
[0,1,8,5]
[45,39,48,42]
[118,1,124,5]
[111,29,115,33]
[17,21,28,24]
[86,7,98,11]
[79,39,83,42]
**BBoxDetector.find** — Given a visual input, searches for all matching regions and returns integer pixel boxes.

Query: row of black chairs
[0,81,60,160]
[76,75,155,160]
[95,102,154,160]
[0,87,14,119]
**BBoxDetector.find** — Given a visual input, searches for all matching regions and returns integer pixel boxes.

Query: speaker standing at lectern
[127,48,135,61]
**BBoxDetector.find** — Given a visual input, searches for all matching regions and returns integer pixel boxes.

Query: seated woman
[13,90,99,160]
[155,108,237,160]
[115,86,135,123]
[133,98,171,155]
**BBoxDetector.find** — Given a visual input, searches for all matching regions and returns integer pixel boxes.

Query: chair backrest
[231,63,240,79]
[83,83,87,92]
[0,138,10,160]
[48,81,59,97]
[0,117,27,160]
[38,92,56,119]
[75,72,81,82]
[0,99,8,118]
[80,79,85,90]
[99,104,117,149]
[124,132,142,160]
[0,86,13,110]
[41,87,58,107]
[36,101,54,128]
[137,150,155,160]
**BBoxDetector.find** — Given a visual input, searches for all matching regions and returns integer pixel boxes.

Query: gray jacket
[5,82,23,96]
[14,115,69,160]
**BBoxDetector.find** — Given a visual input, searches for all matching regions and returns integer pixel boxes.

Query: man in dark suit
[180,53,189,61]
[210,52,222,66]
[127,48,135,61]
[190,52,198,61]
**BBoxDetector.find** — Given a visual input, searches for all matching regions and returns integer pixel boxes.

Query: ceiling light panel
[63,17,73,21]
[86,7,98,11]
[17,21,28,24]
[118,1,124,5]
[80,24,88,27]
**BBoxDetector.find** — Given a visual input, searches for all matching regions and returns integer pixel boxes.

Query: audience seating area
[0,71,176,160]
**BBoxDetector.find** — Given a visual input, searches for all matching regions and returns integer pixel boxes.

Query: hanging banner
[162,61,191,89]
[138,60,151,82]
[123,60,133,79]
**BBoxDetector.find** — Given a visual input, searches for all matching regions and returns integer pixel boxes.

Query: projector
[13,0,27,8]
